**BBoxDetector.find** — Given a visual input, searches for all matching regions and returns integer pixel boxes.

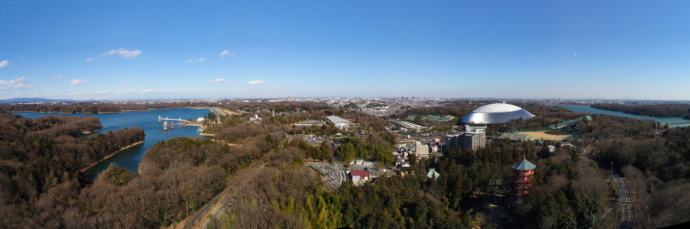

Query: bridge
[162,120,188,130]
[158,116,186,122]
[159,116,190,130]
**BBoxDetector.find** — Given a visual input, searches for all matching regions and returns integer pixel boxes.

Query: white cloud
[0,60,9,68]
[122,79,129,83]
[70,79,84,85]
[248,80,265,85]
[142,88,172,93]
[210,78,227,83]
[85,58,94,62]
[100,48,142,59]
[574,52,578,56]
[185,58,206,63]
[220,50,234,58]
[0,76,33,91]
[51,75,64,80]
[45,88,177,99]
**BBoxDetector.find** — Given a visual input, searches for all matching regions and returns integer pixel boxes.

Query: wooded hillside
[0,111,144,227]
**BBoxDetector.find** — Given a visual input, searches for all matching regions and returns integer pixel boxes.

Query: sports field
[520,131,570,141]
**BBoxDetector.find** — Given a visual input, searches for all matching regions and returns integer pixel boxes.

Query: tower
[512,155,536,203]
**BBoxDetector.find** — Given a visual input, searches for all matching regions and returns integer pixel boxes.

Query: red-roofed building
[350,170,369,186]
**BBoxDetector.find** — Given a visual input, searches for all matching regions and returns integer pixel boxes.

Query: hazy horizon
[2,1,690,100]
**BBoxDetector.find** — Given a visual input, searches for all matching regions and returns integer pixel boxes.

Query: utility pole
[611,161,614,177]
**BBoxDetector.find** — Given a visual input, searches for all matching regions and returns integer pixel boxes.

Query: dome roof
[472,103,523,113]
[461,103,535,124]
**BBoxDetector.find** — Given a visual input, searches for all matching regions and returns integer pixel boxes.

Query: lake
[557,105,690,128]
[15,108,211,175]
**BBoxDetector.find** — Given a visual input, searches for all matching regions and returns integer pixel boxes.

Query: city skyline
[2,1,690,100]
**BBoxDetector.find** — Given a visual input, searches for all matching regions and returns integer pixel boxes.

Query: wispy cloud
[100,48,142,59]
[220,50,234,58]
[0,76,33,91]
[85,58,94,62]
[185,58,207,64]
[47,88,177,99]
[248,80,265,85]
[70,79,84,85]
[51,75,64,80]
[0,60,9,68]
[142,88,172,93]
[573,52,578,57]
[122,79,129,83]
[210,78,227,83]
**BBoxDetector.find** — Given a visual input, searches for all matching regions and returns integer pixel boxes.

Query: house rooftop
[427,168,441,180]
[327,116,351,124]
[350,170,369,178]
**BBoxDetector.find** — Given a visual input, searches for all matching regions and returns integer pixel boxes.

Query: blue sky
[1,0,690,100]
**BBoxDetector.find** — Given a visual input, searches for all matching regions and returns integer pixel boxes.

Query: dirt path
[168,159,266,229]
[218,108,239,116]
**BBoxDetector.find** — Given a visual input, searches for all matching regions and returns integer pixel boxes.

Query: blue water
[15,108,211,175]
[557,105,690,128]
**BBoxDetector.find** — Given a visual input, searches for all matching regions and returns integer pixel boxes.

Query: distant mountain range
[0,97,74,104]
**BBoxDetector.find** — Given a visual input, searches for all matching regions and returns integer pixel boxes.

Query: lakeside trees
[0,102,210,114]
[0,111,144,227]
[592,103,690,119]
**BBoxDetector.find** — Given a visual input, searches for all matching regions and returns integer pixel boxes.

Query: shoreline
[557,105,690,121]
[12,107,212,115]
[80,141,144,173]
[81,128,102,135]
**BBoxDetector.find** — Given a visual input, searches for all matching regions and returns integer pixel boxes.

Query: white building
[461,103,535,124]
[327,116,351,130]
[415,141,430,159]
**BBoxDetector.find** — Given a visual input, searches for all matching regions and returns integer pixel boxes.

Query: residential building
[350,170,369,186]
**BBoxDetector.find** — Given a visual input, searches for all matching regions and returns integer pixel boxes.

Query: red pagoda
[512,156,536,203]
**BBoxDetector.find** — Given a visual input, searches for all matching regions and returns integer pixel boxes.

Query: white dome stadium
[461,103,535,124]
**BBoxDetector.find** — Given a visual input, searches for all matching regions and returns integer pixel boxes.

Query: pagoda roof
[512,157,536,170]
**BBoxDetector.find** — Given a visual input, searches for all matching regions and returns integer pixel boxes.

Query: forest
[593,123,690,228]
[0,102,210,114]
[2,101,690,228]
[0,111,144,227]
[197,102,611,228]
[202,132,609,228]
[592,103,690,119]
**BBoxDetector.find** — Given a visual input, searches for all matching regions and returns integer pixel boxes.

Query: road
[209,107,226,117]
[615,176,635,229]
[169,157,267,229]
